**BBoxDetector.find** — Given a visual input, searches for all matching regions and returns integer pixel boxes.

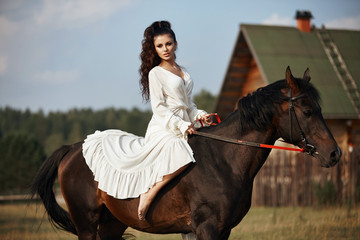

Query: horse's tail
[31,145,77,235]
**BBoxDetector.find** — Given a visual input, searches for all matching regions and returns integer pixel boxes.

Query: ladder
[316,26,360,118]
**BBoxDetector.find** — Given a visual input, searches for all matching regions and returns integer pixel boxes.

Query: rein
[192,130,306,152]
[192,91,317,155]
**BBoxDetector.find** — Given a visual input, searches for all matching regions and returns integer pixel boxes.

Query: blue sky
[0,0,359,113]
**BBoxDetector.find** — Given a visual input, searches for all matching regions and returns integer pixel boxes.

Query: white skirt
[82,129,195,199]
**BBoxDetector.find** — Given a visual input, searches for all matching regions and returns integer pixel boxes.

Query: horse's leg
[98,205,128,240]
[194,226,231,240]
[181,233,196,240]
[59,145,102,240]
[194,223,218,240]
[195,223,219,240]
[219,230,231,240]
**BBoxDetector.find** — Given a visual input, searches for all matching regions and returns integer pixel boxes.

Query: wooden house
[214,11,360,206]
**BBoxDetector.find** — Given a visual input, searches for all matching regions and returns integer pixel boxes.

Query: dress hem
[82,130,195,199]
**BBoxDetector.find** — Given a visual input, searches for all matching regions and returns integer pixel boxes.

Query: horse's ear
[303,68,311,82]
[286,66,300,94]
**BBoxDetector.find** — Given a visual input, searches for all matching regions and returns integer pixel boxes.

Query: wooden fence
[252,143,360,206]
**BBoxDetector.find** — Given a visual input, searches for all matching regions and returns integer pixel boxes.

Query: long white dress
[82,66,207,199]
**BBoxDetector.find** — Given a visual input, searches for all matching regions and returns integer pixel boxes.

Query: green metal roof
[241,24,360,119]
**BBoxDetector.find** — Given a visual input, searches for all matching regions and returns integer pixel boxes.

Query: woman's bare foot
[137,165,189,221]
[138,192,152,221]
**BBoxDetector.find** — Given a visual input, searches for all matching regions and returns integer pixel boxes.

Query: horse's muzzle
[327,146,341,167]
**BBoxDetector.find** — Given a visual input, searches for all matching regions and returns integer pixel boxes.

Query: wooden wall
[241,58,266,97]
[215,33,252,118]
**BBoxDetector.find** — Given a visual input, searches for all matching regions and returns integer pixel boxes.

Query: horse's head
[276,67,341,167]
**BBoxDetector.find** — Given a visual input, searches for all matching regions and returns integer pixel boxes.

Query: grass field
[0,202,359,240]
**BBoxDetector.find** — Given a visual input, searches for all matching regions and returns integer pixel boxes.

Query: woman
[82,21,212,221]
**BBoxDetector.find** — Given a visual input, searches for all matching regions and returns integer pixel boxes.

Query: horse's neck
[243,128,276,180]
[212,115,277,181]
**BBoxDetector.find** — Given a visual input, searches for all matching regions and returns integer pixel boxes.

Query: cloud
[324,15,360,30]
[0,55,8,75]
[33,69,79,85]
[0,16,18,37]
[34,0,134,29]
[262,13,294,26]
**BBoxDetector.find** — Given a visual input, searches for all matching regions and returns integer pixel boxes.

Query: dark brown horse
[31,67,341,240]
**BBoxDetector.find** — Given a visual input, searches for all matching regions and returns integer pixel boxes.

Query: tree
[67,122,83,144]
[0,133,46,194]
[45,133,65,156]
[193,89,217,113]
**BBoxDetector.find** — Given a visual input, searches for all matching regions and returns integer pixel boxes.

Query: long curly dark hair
[139,21,177,102]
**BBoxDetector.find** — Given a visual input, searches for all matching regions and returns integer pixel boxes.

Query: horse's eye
[303,110,312,118]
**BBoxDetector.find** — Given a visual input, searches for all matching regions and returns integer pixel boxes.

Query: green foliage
[312,179,338,206]
[0,106,153,194]
[0,107,152,156]
[193,89,217,113]
[0,133,46,194]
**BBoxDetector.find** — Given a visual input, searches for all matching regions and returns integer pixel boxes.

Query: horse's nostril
[330,147,341,165]
[337,146,342,158]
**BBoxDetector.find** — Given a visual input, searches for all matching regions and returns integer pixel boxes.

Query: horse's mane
[236,78,320,133]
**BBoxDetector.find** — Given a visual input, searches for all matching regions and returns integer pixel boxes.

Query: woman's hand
[201,114,213,125]
[186,125,197,135]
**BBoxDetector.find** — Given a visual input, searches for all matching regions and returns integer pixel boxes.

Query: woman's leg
[138,164,188,220]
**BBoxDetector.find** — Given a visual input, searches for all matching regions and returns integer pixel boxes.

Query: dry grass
[229,206,360,240]
[0,202,359,240]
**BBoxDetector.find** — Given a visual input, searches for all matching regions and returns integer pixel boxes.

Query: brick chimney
[295,10,313,32]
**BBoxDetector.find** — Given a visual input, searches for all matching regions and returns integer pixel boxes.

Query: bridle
[287,89,317,155]
[192,89,317,155]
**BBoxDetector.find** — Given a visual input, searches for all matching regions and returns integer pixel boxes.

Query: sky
[0,0,359,113]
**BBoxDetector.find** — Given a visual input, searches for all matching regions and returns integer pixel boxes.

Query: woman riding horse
[82,21,212,221]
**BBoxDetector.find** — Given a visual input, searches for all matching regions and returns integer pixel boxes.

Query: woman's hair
[139,21,177,102]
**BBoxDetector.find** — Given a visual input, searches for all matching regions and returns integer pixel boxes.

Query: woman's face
[153,33,177,62]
